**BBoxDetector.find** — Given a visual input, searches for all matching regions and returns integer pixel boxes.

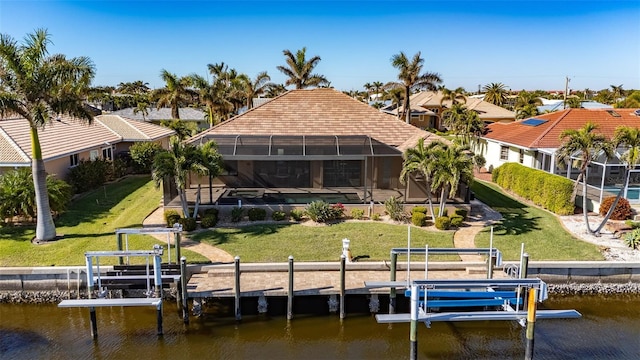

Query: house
[382,91,516,130]
[537,99,612,113]
[109,107,209,130]
[478,108,640,207]
[178,88,453,207]
[0,114,175,179]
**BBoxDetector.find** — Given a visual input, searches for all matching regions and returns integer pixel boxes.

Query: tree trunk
[404,86,411,124]
[582,177,594,233]
[570,172,584,203]
[425,181,436,222]
[193,184,202,219]
[593,168,628,235]
[179,189,189,218]
[31,127,57,241]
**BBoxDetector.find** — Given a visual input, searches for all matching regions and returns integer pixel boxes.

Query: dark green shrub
[248,208,267,221]
[411,212,427,226]
[450,215,464,227]
[0,168,72,220]
[372,213,381,221]
[412,206,428,214]
[129,141,163,173]
[200,215,218,228]
[66,159,114,193]
[290,209,305,221]
[305,201,344,222]
[599,197,633,220]
[384,197,407,222]
[350,208,365,220]
[164,210,181,227]
[272,211,286,221]
[434,216,451,230]
[200,207,219,218]
[179,217,197,231]
[231,207,244,222]
[454,208,468,219]
[623,229,640,249]
[434,208,448,217]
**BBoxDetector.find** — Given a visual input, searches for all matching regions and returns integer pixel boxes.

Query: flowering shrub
[305,201,345,222]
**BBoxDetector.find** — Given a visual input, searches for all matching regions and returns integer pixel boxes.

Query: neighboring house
[181,88,453,206]
[109,107,208,130]
[382,91,516,130]
[478,108,640,207]
[0,114,175,179]
[537,99,612,113]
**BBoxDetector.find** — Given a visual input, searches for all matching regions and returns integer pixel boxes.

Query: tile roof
[0,114,175,162]
[188,88,443,149]
[109,107,206,121]
[0,126,30,165]
[393,91,515,121]
[483,108,640,149]
[96,115,175,141]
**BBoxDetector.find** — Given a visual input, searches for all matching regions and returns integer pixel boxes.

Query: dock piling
[180,256,189,324]
[287,255,294,320]
[389,252,397,314]
[525,288,538,360]
[234,256,241,321]
[340,254,346,319]
[409,284,419,360]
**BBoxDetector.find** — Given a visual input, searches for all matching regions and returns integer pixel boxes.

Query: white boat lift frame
[115,224,182,265]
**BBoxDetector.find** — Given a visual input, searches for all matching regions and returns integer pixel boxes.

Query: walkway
[452,199,503,262]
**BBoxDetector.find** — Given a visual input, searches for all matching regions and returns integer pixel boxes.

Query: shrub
[384,197,407,222]
[164,210,181,227]
[305,201,344,222]
[623,229,640,249]
[200,215,218,228]
[371,213,381,221]
[248,208,267,221]
[179,217,197,231]
[599,196,633,220]
[625,220,640,229]
[129,141,163,173]
[202,208,219,218]
[66,159,115,193]
[435,216,451,230]
[411,212,427,227]
[411,206,428,214]
[434,208,448,217]
[272,211,286,221]
[350,208,365,220]
[290,209,305,221]
[454,208,468,219]
[231,207,244,222]
[449,215,464,227]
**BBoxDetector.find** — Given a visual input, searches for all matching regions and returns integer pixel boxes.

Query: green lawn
[0,176,209,266]
[191,222,457,262]
[472,180,604,261]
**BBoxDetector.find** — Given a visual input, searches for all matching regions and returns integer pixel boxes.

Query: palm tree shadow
[473,182,541,235]
[193,223,294,246]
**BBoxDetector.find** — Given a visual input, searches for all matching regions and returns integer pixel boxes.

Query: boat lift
[115,224,182,265]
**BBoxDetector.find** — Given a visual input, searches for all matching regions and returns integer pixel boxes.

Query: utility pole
[563,76,571,109]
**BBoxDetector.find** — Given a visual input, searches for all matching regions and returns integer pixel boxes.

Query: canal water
[1,295,639,359]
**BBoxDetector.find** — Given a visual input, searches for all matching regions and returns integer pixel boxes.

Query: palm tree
[276,47,329,89]
[556,122,613,233]
[516,104,539,120]
[0,29,95,241]
[133,100,150,121]
[363,82,373,96]
[384,87,405,120]
[443,104,485,150]
[372,81,384,100]
[610,84,624,102]
[117,80,150,95]
[152,70,196,119]
[440,87,467,107]
[152,137,222,218]
[265,83,287,98]
[243,71,272,109]
[482,83,508,106]
[390,51,442,123]
[400,138,444,221]
[431,143,474,215]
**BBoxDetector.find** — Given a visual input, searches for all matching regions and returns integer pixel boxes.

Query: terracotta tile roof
[189,88,444,149]
[0,126,30,165]
[96,115,175,141]
[483,108,640,149]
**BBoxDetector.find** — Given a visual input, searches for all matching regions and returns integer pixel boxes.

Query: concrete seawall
[1,262,640,294]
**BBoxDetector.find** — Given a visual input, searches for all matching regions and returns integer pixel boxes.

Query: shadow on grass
[192,223,294,246]
[56,176,151,227]
[0,224,35,242]
[471,181,541,236]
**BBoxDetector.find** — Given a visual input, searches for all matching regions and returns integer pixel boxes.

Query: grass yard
[0,176,209,266]
[191,222,457,262]
[472,180,604,261]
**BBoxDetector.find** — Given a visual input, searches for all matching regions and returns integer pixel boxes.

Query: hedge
[492,163,574,215]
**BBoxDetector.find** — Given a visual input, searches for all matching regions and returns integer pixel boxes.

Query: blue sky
[1,1,639,92]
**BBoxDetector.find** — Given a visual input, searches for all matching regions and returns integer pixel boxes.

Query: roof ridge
[0,125,30,162]
[530,109,571,148]
[94,116,125,141]
[112,114,150,140]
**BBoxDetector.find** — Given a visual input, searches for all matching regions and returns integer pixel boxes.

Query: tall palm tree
[431,143,474,215]
[152,136,222,218]
[556,122,613,233]
[482,83,508,106]
[390,51,442,123]
[152,70,196,119]
[133,100,150,121]
[440,87,467,107]
[0,29,95,241]
[117,80,150,95]
[610,84,624,102]
[384,87,405,120]
[243,71,272,109]
[372,81,384,100]
[363,82,373,96]
[265,83,287,98]
[516,104,539,120]
[400,138,444,220]
[442,104,485,150]
[276,47,329,89]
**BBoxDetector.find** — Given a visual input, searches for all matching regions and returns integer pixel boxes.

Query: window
[89,150,99,161]
[102,147,113,161]
[69,153,79,167]
[500,146,509,161]
[519,149,525,164]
